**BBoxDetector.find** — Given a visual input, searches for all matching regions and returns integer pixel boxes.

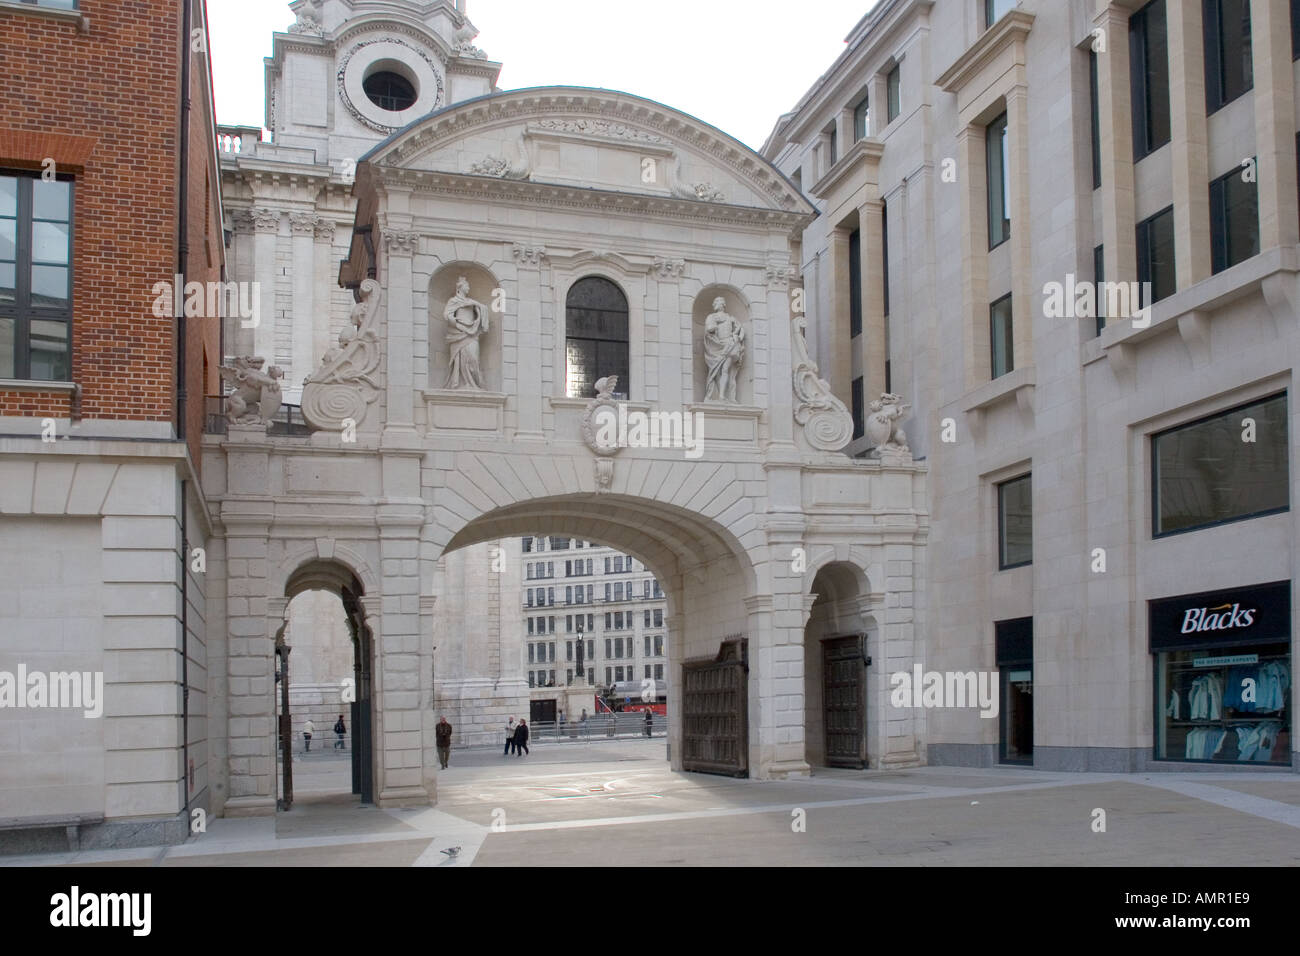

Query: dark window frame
[1093,244,1106,336]
[565,276,630,399]
[1208,160,1259,274]
[1151,392,1290,538]
[853,95,869,141]
[848,228,862,338]
[851,376,864,441]
[886,65,901,124]
[1293,0,1300,60]
[1136,205,1176,306]
[0,170,74,382]
[1129,0,1172,161]
[997,473,1033,570]
[989,293,1014,380]
[1089,48,1102,189]
[986,112,1010,249]
[985,0,1016,29]
[1203,0,1253,114]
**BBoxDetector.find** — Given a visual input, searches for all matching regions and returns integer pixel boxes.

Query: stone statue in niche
[703,297,745,403]
[443,276,490,390]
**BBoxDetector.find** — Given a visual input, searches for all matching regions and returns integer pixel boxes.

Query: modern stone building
[0,0,225,847]
[764,0,1296,771]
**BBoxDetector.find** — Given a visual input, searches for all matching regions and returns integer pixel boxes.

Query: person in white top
[303,719,315,753]
[504,717,516,756]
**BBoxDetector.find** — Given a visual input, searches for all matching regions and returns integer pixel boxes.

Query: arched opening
[565,276,629,398]
[804,561,871,769]
[438,493,757,776]
[277,561,375,812]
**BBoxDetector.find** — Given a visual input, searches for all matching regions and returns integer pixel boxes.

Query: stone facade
[0,0,225,850]
[764,0,1298,771]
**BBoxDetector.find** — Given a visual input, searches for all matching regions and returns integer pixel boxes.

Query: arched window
[565,276,629,398]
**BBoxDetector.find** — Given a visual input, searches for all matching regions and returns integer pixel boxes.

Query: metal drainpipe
[177,0,192,440]
[178,0,194,827]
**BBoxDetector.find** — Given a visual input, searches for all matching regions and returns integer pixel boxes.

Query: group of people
[301,715,347,753]
[504,717,530,756]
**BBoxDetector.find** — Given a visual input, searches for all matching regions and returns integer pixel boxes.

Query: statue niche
[693,288,750,405]
[428,265,500,393]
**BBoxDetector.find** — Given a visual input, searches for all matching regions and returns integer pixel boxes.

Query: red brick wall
[0,0,186,425]
[184,0,225,472]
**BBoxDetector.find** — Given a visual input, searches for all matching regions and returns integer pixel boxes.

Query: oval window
[363,71,417,112]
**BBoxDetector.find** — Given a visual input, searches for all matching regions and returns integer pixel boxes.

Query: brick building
[0,0,225,848]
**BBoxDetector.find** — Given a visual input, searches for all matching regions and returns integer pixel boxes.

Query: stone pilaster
[1252,0,1300,250]
[1167,0,1212,288]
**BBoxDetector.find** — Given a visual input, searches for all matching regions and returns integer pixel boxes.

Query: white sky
[207,0,872,150]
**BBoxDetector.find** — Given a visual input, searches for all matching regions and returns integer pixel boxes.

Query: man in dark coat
[436,716,453,769]
[644,708,653,737]
[513,718,529,756]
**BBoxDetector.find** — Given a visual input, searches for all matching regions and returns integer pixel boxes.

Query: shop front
[1151,582,1292,766]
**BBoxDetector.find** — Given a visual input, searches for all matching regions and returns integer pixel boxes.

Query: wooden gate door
[681,638,748,777]
[822,635,867,768]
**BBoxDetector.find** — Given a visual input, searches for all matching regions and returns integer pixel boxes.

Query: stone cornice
[936,9,1035,93]
[364,89,816,218]
[368,165,813,230]
[811,138,885,200]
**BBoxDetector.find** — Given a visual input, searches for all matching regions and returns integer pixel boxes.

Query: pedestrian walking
[333,714,346,750]
[504,716,516,756]
[513,718,529,756]
[303,718,314,753]
[435,715,453,769]
[644,709,653,737]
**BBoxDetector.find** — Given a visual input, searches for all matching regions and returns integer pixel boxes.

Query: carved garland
[302,278,383,432]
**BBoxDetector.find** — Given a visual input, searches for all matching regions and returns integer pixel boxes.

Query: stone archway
[438,492,759,775]
[281,560,377,806]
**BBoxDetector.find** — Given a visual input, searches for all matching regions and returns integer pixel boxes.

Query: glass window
[528,643,535,663]
[588,668,595,684]
[1130,0,1171,159]
[654,636,663,656]
[990,294,1014,380]
[654,609,663,627]
[986,113,1010,248]
[606,668,612,686]
[362,71,416,112]
[827,125,838,167]
[644,636,651,656]
[1093,244,1106,336]
[998,474,1033,569]
[1209,162,1259,274]
[643,580,650,599]
[1089,49,1102,189]
[882,199,890,317]
[848,228,862,337]
[566,641,573,662]
[655,664,664,680]
[853,96,869,141]
[1136,206,1176,306]
[0,173,73,381]
[1153,394,1289,536]
[1204,0,1252,113]
[986,0,1015,28]
[852,377,865,440]
[1293,0,1300,60]
[886,65,900,123]
[605,639,612,657]
[587,640,594,660]
[566,276,629,398]
[1156,643,1289,764]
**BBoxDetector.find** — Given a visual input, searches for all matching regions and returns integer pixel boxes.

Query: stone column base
[377,786,431,809]
[762,759,812,779]
[222,795,276,817]
[879,751,923,769]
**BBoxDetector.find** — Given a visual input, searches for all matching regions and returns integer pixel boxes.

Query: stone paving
[4,739,1299,867]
